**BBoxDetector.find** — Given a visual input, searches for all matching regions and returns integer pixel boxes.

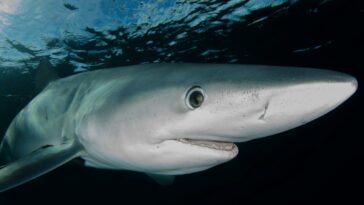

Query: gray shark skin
[0,63,357,192]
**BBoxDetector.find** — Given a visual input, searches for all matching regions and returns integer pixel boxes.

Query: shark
[0,60,357,191]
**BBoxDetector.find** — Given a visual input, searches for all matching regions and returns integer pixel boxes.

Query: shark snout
[334,74,358,100]
[257,71,357,137]
[316,72,357,112]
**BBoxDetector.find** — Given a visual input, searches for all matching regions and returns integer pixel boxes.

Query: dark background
[0,0,363,204]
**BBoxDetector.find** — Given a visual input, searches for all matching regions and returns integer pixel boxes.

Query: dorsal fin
[35,57,59,93]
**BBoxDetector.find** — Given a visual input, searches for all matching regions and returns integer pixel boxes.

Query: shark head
[79,64,357,175]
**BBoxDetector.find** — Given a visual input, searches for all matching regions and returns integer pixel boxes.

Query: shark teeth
[176,138,235,151]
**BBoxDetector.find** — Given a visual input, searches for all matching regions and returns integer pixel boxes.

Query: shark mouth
[176,138,236,151]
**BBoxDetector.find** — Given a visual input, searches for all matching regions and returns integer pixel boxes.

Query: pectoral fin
[146,173,175,185]
[0,141,82,192]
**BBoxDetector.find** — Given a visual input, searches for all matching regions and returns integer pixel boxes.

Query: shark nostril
[259,102,269,120]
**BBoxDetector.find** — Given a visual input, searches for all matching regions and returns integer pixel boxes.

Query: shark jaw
[175,138,237,152]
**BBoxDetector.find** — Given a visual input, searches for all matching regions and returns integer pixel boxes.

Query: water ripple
[0,0,326,72]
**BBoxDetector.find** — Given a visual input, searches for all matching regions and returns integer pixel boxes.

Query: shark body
[0,63,357,191]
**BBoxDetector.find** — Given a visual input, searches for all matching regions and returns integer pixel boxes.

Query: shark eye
[186,86,205,109]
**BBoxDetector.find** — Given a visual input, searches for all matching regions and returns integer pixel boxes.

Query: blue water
[0,0,363,204]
